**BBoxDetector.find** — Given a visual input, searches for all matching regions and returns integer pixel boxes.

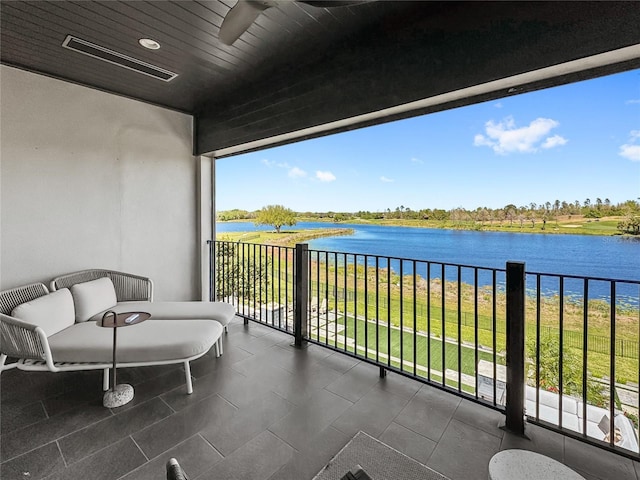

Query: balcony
[2,318,638,480]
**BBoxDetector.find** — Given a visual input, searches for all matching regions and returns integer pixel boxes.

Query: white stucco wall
[0,66,199,300]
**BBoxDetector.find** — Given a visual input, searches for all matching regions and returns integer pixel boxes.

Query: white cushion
[48,320,221,363]
[89,301,236,327]
[11,289,75,336]
[71,278,117,322]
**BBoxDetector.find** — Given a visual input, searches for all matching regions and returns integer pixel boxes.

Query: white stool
[489,450,586,480]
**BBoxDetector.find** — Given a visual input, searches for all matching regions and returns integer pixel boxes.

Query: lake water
[216,221,640,302]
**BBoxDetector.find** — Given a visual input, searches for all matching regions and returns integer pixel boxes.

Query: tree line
[217,198,640,235]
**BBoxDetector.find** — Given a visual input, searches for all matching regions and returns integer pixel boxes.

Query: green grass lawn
[308,315,503,391]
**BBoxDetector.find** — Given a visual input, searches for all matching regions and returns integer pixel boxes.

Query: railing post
[294,243,309,347]
[505,261,526,435]
[209,240,215,302]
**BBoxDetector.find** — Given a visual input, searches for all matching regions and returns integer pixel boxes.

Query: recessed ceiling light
[139,38,160,50]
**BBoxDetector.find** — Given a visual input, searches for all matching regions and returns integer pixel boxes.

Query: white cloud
[620,130,640,162]
[410,157,424,164]
[473,116,565,154]
[542,135,568,149]
[380,176,394,183]
[625,99,640,105]
[316,170,336,182]
[288,167,307,178]
[494,102,503,109]
[262,159,291,169]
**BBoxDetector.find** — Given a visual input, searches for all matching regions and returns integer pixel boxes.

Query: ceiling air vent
[62,35,178,82]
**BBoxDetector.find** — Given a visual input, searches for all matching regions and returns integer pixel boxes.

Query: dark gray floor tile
[375,372,423,400]
[500,422,565,463]
[325,361,381,403]
[43,387,103,418]
[318,352,360,374]
[1,441,64,480]
[45,437,146,480]
[201,391,293,456]
[331,386,410,438]
[265,343,334,374]
[161,364,247,412]
[1,370,99,404]
[59,397,173,464]
[453,398,505,439]
[394,385,460,442]
[230,346,289,377]
[233,332,288,355]
[269,389,353,448]
[1,401,112,461]
[215,363,288,409]
[379,422,437,466]
[1,401,48,435]
[120,435,222,480]
[564,436,638,480]
[427,419,501,480]
[268,426,351,480]
[133,394,237,459]
[635,460,640,479]
[113,368,188,413]
[115,364,183,387]
[196,430,294,480]
[189,344,253,378]
[271,364,344,406]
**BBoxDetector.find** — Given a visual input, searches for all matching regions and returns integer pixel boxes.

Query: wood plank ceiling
[2,1,640,156]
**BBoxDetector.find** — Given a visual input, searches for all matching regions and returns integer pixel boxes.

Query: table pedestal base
[103,383,134,408]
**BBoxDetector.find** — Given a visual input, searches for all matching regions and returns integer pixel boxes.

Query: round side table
[98,311,150,408]
[489,450,585,480]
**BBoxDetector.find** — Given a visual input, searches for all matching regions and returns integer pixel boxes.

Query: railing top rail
[526,270,640,285]
[307,247,507,273]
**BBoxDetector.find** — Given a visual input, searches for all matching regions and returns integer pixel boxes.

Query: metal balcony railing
[209,239,640,459]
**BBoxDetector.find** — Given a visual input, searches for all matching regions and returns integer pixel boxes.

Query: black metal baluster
[442,264,446,386]
[344,253,348,352]
[335,252,339,349]
[457,265,462,391]
[413,261,417,377]
[559,276,564,429]
[492,269,497,405]
[400,259,404,371]
[376,256,380,364]
[609,281,616,445]
[427,262,431,382]
[325,252,330,344]
[365,255,369,359]
[352,255,357,354]
[388,260,392,368]
[474,268,479,398]
[582,278,588,437]
[536,274,541,419]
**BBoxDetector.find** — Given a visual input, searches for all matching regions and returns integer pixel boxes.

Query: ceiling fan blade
[219,1,272,45]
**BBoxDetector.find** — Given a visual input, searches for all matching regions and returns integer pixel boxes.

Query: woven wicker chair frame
[50,269,153,302]
[0,282,206,394]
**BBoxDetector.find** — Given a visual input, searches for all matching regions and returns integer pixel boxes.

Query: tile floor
[1,318,638,480]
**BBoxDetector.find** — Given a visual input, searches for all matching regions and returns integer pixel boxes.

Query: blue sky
[216,69,640,212]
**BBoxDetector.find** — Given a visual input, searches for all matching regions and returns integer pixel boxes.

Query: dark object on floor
[341,465,373,480]
[166,458,189,480]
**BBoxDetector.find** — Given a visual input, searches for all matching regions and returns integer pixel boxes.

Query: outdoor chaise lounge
[0,276,230,395]
[49,269,236,333]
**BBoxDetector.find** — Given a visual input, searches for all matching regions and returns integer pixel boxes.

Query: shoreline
[217,217,634,237]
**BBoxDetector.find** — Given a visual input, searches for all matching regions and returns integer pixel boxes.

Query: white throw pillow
[11,288,75,336]
[70,277,117,322]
